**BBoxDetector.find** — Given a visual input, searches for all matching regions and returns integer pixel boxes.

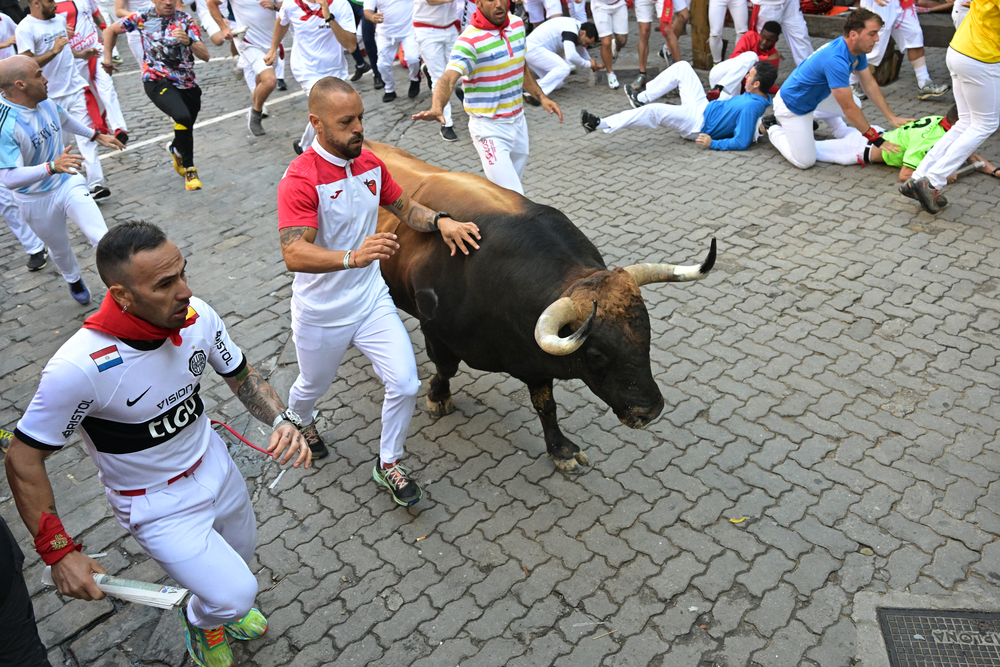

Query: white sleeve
[277,2,292,24]
[15,357,99,450]
[363,0,375,12]
[198,301,246,376]
[334,0,357,32]
[15,23,35,55]
[0,164,52,190]
[563,39,589,67]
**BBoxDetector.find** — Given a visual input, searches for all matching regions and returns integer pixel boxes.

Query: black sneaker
[27,250,47,271]
[523,92,541,107]
[760,114,778,131]
[293,140,303,155]
[383,91,397,102]
[301,421,328,460]
[440,125,458,142]
[581,109,600,134]
[455,87,464,102]
[420,63,431,85]
[373,461,421,506]
[248,108,265,136]
[408,78,420,98]
[351,61,371,81]
[374,73,385,90]
[624,84,644,109]
[90,185,111,200]
[276,78,287,91]
[69,279,91,305]
[911,177,943,214]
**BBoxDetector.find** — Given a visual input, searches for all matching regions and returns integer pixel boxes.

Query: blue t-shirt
[779,37,867,116]
[701,92,772,151]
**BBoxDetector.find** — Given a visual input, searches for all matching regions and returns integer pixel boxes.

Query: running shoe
[580,109,600,133]
[374,73,385,90]
[455,86,464,102]
[178,608,234,667]
[659,44,673,66]
[111,52,123,65]
[373,460,421,506]
[382,91,397,102]
[607,71,619,89]
[167,143,185,177]
[301,420,328,459]
[27,249,47,271]
[760,114,778,131]
[185,168,202,191]
[351,61,371,81]
[910,177,943,214]
[440,126,458,142]
[523,92,541,106]
[631,72,648,91]
[90,185,111,201]
[408,78,420,98]
[0,428,11,454]
[851,82,867,101]
[293,140,303,155]
[276,78,287,91]
[917,81,950,100]
[69,279,91,305]
[223,609,268,641]
[248,108,265,136]
[624,84,644,109]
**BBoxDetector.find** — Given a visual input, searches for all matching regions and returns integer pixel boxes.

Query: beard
[329,132,364,159]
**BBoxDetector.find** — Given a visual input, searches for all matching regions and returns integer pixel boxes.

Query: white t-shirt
[526,16,589,67]
[16,15,88,99]
[0,13,16,59]
[364,0,413,38]
[229,0,278,49]
[412,0,458,27]
[278,0,355,83]
[57,0,102,52]
[15,297,246,491]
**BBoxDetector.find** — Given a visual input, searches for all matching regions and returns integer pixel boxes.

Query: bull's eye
[585,346,609,369]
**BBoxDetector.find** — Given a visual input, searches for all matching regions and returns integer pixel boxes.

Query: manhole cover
[878,608,1000,666]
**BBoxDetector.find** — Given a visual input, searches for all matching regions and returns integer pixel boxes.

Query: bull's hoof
[552,451,590,473]
[426,394,455,417]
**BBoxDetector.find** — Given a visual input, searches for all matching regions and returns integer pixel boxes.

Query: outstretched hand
[412,108,446,124]
[437,217,481,256]
[541,97,563,123]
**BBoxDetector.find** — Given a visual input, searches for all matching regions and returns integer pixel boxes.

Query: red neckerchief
[293,0,323,20]
[470,6,510,31]
[83,290,198,347]
[939,117,952,131]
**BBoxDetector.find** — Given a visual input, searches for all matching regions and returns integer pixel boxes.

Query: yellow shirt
[951,0,1000,63]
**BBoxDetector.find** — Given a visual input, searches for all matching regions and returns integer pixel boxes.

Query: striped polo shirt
[447,14,526,119]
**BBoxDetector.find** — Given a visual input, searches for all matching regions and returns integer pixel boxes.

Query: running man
[582,60,778,152]
[413,0,563,194]
[364,0,419,101]
[103,0,210,190]
[591,0,627,89]
[0,56,123,305]
[524,16,597,99]
[4,221,311,667]
[413,0,462,140]
[277,77,480,504]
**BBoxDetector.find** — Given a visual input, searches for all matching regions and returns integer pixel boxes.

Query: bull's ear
[535,299,596,356]
[624,237,716,286]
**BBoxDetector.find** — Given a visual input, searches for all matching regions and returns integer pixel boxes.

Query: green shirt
[882,116,947,169]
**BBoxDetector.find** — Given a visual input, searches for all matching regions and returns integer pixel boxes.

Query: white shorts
[635,0,666,23]
[592,2,629,36]
[236,42,272,76]
[861,0,923,65]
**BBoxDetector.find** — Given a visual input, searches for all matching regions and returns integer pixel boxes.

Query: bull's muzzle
[619,397,665,429]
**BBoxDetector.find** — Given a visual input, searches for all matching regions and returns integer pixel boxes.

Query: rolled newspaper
[41,567,189,609]
[956,161,987,178]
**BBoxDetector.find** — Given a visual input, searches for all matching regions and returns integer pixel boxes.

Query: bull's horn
[623,237,717,286]
[534,298,597,356]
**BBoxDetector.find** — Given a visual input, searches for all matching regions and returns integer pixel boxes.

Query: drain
[878,608,1000,666]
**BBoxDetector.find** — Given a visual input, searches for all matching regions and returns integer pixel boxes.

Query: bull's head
[533,238,717,428]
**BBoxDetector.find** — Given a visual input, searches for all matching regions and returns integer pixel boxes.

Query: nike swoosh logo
[126,387,151,407]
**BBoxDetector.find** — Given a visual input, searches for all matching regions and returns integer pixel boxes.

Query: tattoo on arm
[234,365,251,382]
[234,365,285,425]
[405,204,438,232]
[280,226,308,251]
[390,196,405,213]
[47,506,58,516]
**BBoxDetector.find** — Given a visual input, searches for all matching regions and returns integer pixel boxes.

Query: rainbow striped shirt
[447,15,526,119]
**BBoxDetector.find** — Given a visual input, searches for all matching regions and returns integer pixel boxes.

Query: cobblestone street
[1,18,999,667]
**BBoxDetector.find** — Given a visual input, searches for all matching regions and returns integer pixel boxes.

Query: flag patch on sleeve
[90,345,123,372]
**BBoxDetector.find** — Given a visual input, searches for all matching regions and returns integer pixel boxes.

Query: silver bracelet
[343,250,352,270]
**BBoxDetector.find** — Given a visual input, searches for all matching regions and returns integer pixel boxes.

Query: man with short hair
[365,0,419,101]
[17,0,112,199]
[0,56,122,305]
[708,20,780,99]
[582,60,778,152]
[5,220,311,667]
[762,8,913,169]
[524,17,597,98]
[278,77,480,505]
[413,0,563,194]
[749,0,812,65]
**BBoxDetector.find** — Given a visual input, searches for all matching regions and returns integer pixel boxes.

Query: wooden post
[689,0,712,70]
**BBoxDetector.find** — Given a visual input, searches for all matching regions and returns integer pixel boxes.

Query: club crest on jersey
[364,179,377,196]
[90,345,123,372]
[189,350,207,376]
[330,190,343,199]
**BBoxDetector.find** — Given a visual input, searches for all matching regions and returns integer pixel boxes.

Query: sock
[913,64,930,88]
[637,91,650,103]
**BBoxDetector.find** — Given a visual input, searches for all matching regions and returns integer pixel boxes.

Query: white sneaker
[607,71,619,89]
[851,82,867,101]
[917,81,950,100]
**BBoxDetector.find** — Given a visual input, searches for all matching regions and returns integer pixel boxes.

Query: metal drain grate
[878,608,1000,667]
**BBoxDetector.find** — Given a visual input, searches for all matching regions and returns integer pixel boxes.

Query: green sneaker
[373,460,422,507]
[224,608,268,641]
[177,607,233,667]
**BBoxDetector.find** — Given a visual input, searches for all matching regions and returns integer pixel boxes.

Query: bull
[369,141,716,472]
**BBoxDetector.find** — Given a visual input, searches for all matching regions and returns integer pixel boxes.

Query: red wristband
[34,513,82,566]
[862,127,881,142]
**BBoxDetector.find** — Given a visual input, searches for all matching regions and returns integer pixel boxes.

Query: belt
[117,458,203,496]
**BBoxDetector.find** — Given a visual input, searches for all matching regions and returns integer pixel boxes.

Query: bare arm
[266,17,289,60]
[413,68,461,123]
[190,37,210,60]
[114,0,129,18]
[327,14,358,50]
[208,0,233,38]
[21,34,69,68]
[280,224,400,273]
[856,68,912,127]
[384,192,481,255]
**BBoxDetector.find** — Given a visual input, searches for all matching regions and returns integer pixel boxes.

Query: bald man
[277,77,480,506]
[0,56,122,304]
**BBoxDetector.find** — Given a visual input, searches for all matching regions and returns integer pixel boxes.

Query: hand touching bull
[386,192,481,256]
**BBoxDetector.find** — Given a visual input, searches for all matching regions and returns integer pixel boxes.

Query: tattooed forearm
[234,365,285,425]
[390,196,406,212]
[405,203,438,232]
[280,226,308,251]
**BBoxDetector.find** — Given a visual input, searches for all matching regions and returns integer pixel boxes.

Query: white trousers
[52,91,104,189]
[709,0,748,63]
[952,0,969,28]
[415,26,458,127]
[526,46,572,96]
[468,113,530,194]
[0,184,43,255]
[914,48,1000,189]
[15,174,107,283]
[289,295,420,465]
[376,30,420,94]
[756,0,813,65]
[814,127,876,165]
[709,51,758,98]
[767,90,853,169]
[107,433,258,630]
[299,79,319,149]
[568,0,587,22]
[605,62,707,137]
[126,31,144,67]
[524,0,563,22]
[76,57,129,133]
[859,0,923,66]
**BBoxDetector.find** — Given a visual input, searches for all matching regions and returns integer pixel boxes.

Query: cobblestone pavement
[1,18,999,667]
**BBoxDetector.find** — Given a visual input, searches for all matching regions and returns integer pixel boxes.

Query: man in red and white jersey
[4,221,311,667]
[278,77,480,507]
[413,0,462,141]
[56,0,129,143]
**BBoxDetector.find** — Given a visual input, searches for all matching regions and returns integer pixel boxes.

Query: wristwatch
[272,409,303,429]
[431,211,451,231]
